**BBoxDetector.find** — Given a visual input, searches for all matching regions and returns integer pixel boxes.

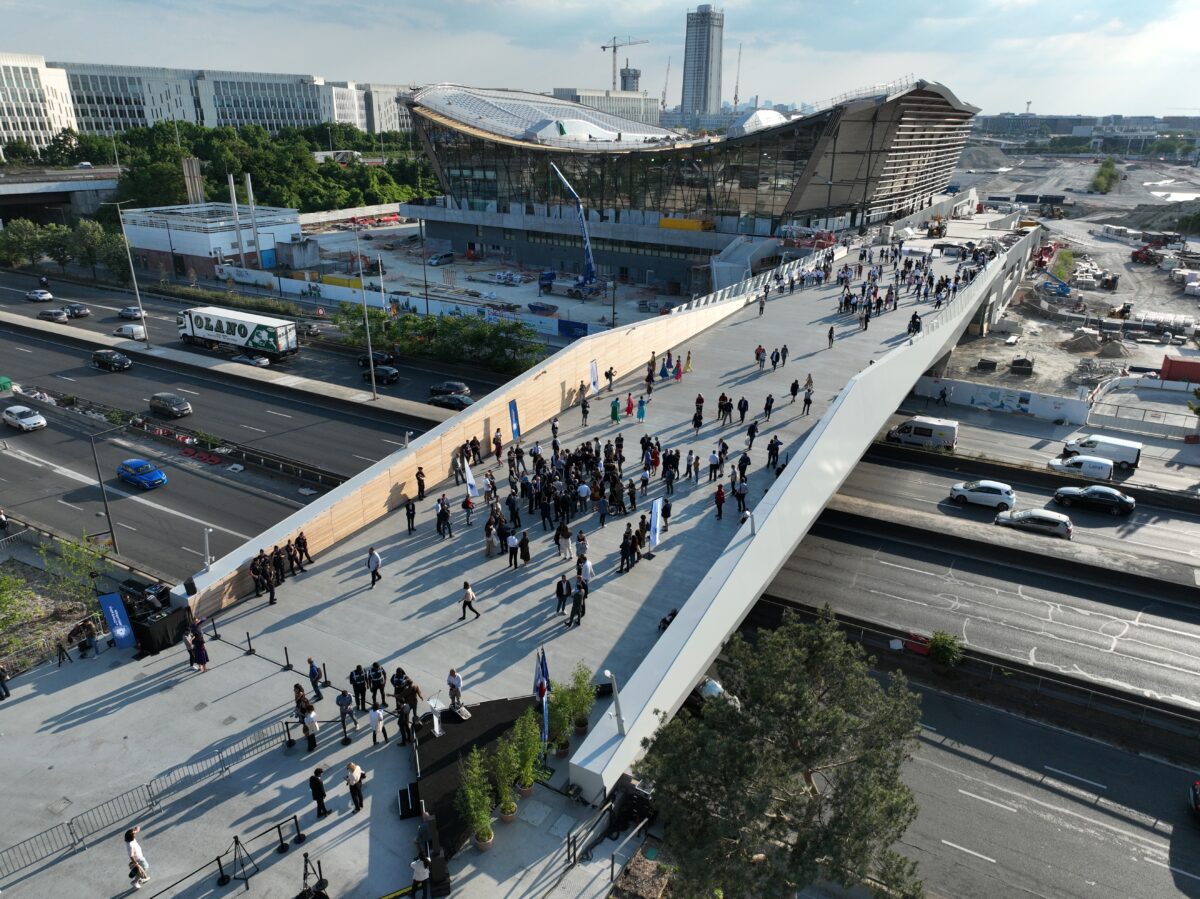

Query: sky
[5,0,1197,116]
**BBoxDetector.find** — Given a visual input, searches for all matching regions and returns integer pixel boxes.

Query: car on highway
[113,323,147,340]
[358,350,394,367]
[994,508,1073,539]
[1048,454,1114,481]
[24,289,53,302]
[428,252,454,266]
[429,380,471,397]
[1052,485,1136,516]
[62,303,91,318]
[363,365,401,385]
[427,393,474,411]
[231,353,270,367]
[3,405,48,431]
[116,458,168,490]
[118,306,143,319]
[949,479,1015,510]
[298,323,321,338]
[91,349,132,372]
[149,392,192,418]
[37,308,69,323]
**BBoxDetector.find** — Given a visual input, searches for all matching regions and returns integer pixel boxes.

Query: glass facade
[417,110,834,225]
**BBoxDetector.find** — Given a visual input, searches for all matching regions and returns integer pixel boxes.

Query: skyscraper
[681,4,723,117]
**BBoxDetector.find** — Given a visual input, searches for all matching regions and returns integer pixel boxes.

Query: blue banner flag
[98,591,136,649]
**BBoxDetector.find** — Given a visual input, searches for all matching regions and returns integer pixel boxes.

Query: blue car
[116,458,168,489]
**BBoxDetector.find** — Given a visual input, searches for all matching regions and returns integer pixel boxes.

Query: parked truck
[177,306,299,363]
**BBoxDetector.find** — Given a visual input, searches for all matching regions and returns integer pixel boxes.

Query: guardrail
[609,817,650,883]
[565,800,612,867]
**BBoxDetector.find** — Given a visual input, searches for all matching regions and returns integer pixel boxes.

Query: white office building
[51,62,201,134]
[361,84,416,134]
[550,88,661,126]
[681,4,724,118]
[0,52,77,156]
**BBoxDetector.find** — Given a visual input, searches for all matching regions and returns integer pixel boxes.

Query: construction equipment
[926,217,947,238]
[1131,245,1164,264]
[547,162,602,300]
[1039,273,1072,298]
[661,57,671,112]
[600,36,648,91]
[1109,302,1133,319]
[732,43,742,110]
[1100,272,1120,290]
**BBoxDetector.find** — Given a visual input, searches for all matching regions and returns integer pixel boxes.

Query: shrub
[928,631,964,668]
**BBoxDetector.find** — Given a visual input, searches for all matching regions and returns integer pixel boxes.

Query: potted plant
[568,662,597,735]
[491,736,520,823]
[512,709,542,797]
[548,689,572,758]
[455,746,494,851]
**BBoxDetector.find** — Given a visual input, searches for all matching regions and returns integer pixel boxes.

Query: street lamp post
[352,223,378,400]
[608,280,617,328]
[418,218,431,316]
[101,200,150,349]
[603,669,627,736]
[203,527,214,570]
[87,424,126,555]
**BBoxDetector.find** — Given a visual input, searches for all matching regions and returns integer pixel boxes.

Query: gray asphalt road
[906,688,1200,898]
[0,327,422,474]
[0,271,500,400]
[840,459,1200,567]
[771,522,1200,710]
[1,402,300,575]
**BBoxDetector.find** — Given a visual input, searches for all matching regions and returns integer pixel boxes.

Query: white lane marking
[117,522,137,531]
[876,559,931,576]
[58,499,84,511]
[180,546,203,556]
[240,425,267,433]
[1142,857,1200,883]
[353,454,378,463]
[265,410,292,418]
[14,346,32,353]
[56,375,76,382]
[2,446,253,539]
[940,840,995,863]
[381,439,407,447]
[177,388,199,396]
[920,722,937,731]
[957,789,1018,813]
[1043,765,1107,790]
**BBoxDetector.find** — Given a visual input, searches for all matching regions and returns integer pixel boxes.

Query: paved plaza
[1,234,971,896]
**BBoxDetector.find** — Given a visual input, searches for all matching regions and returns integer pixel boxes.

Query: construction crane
[661,57,671,111]
[600,36,648,91]
[733,43,742,110]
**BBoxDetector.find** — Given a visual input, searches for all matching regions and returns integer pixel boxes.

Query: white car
[231,353,270,367]
[949,479,1015,510]
[994,508,1073,540]
[3,405,47,431]
[118,306,143,319]
[24,289,53,302]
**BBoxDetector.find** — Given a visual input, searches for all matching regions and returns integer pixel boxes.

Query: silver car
[3,405,47,431]
[994,509,1073,539]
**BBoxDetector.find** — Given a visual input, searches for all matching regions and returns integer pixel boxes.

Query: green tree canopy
[42,223,74,272]
[1,218,44,266]
[71,219,107,278]
[635,610,924,899]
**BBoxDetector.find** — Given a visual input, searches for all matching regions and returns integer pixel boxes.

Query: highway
[1,400,300,575]
[0,327,424,475]
[904,687,1200,898]
[769,523,1200,710]
[840,458,1200,568]
[0,270,500,402]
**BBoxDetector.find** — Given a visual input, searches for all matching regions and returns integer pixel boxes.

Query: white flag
[650,497,662,548]
[589,359,600,396]
[463,458,479,497]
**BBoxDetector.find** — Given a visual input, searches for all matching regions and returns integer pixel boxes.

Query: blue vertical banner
[508,399,521,442]
[98,592,136,649]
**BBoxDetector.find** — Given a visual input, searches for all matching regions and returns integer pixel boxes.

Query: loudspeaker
[183,577,198,596]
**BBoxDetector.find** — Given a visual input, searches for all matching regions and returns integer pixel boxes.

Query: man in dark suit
[309,768,329,817]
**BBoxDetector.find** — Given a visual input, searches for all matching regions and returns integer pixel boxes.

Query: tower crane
[661,57,671,112]
[600,36,648,91]
[733,43,742,110]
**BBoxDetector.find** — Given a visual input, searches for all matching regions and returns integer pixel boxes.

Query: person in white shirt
[125,825,149,888]
[345,762,365,813]
[410,854,432,898]
[447,668,463,708]
[368,703,389,745]
[577,555,594,598]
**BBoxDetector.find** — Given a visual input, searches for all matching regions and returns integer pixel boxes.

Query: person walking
[736,396,749,424]
[345,762,365,813]
[555,574,571,615]
[368,662,387,708]
[307,657,324,701]
[367,547,382,589]
[411,854,432,899]
[337,689,359,732]
[610,396,620,424]
[519,530,531,566]
[391,667,407,711]
[302,702,319,751]
[459,581,481,620]
[781,344,789,366]
[763,394,775,422]
[125,825,150,889]
[827,325,835,348]
[350,665,368,712]
[308,768,330,819]
[790,378,800,403]
[714,484,726,519]
[636,395,647,422]
[803,388,813,416]
[369,703,389,746]
[506,532,519,569]
[405,499,416,534]
[565,583,585,628]
[624,393,634,417]
[191,626,209,673]
[296,531,314,565]
[746,420,759,450]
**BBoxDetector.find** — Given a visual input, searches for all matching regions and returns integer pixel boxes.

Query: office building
[0,52,77,156]
[620,67,640,92]
[681,4,724,119]
[403,79,976,293]
[551,87,661,126]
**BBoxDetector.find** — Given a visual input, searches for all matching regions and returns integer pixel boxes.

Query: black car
[358,350,394,367]
[429,380,471,397]
[149,392,192,418]
[1053,485,1136,516]
[427,393,474,411]
[363,365,401,385]
[63,303,91,318]
[92,349,132,372]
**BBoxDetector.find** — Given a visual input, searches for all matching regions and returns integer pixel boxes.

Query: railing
[565,800,612,867]
[609,817,650,882]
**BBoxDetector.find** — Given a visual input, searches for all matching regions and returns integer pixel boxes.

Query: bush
[1090,158,1120,194]
[454,746,494,843]
[562,661,597,729]
[928,631,964,668]
[491,736,520,814]
[512,708,543,788]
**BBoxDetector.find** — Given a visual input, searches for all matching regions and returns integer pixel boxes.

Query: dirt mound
[1098,340,1132,358]
[1063,334,1102,353]
[1098,199,1200,233]
[958,146,1012,170]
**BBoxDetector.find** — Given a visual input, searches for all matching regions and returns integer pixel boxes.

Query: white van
[1062,434,1142,470]
[886,416,958,451]
[1048,454,1114,481]
[112,324,146,340]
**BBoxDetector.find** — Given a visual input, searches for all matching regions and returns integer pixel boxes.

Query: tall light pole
[203,527,214,570]
[419,218,430,316]
[603,669,626,736]
[608,280,617,328]
[101,200,150,349]
[352,223,378,400]
[88,424,125,555]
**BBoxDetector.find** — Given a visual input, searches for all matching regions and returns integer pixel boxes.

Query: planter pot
[574,718,589,736]
[474,832,494,852]
[517,783,534,798]
[555,742,570,758]
[500,808,517,824]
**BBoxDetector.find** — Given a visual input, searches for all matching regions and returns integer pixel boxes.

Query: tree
[927,631,964,668]
[0,571,34,634]
[1,218,44,267]
[41,129,85,167]
[100,231,132,284]
[42,223,74,272]
[332,301,395,352]
[37,533,110,607]
[635,610,924,899]
[1,138,39,163]
[71,219,107,278]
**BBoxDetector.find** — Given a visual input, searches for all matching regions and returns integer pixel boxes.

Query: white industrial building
[550,87,661,127]
[0,52,78,157]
